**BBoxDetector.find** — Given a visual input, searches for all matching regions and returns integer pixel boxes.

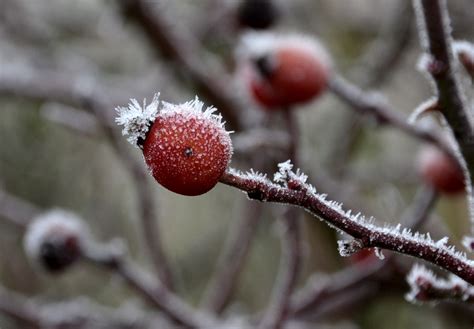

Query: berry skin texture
[142,99,233,196]
[417,146,465,195]
[238,34,331,110]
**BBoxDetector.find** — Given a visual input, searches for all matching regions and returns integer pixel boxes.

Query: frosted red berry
[116,95,233,196]
[239,34,331,109]
[417,145,465,195]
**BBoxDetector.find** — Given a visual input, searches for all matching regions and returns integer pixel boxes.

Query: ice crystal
[115,93,160,147]
[337,239,363,257]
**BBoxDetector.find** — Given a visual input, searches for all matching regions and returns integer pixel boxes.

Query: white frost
[115,93,160,147]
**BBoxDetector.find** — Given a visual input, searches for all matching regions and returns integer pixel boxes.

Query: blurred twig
[119,0,245,131]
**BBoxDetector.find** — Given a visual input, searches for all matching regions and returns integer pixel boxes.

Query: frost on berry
[142,96,233,196]
[24,209,89,272]
[115,93,160,147]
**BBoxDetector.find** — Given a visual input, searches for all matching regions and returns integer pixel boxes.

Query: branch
[83,244,217,328]
[119,0,244,131]
[219,165,474,285]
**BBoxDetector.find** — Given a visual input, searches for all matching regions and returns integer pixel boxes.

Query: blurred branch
[0,66,174,290]
[200,201,264,313]
[119,0,245,131]
[83,244,217,328]
[329,74,456,160]
[0,188,39,228]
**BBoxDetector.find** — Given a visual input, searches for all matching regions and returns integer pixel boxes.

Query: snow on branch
[220,161,474,285]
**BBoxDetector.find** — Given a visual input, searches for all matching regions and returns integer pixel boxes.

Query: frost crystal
[24,209,89,263]
[115,93,160,147]
[160,96,229,131]
[337,239,363,257]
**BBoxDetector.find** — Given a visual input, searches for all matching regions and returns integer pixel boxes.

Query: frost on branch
[115,93,160,147]
[337,239,363,257]
[407,97,439,124]
[406,264,474,304]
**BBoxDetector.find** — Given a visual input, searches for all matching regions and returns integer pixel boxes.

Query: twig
[83,245,217,328]
[119,0,244,131]
[258,208,301,329]
[329,74,456,160]
[0,189,39,228]
[219,166,474,284]
[200,201,264,313]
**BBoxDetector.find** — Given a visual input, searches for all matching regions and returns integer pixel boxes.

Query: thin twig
[83,246,217,328]
[0,288,42,329]
[329,74,456,160]
[200,201,264,313]
[119,0,244,131]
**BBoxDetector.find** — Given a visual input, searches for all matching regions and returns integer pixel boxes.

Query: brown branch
[119,0,244,131]
[219,167,474,285]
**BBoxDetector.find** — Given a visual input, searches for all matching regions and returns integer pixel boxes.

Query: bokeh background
[1,0,474,328]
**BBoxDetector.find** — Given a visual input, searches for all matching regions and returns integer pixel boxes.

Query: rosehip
[116,95,233,196]
[417,145,465,195]
[238,33,331,109]
[237,0,280,30]
[24,209,88,273]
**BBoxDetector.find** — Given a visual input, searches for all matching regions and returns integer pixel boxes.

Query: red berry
[239,34,331,109]
[143,99,233,196]
[417,145,465,195]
